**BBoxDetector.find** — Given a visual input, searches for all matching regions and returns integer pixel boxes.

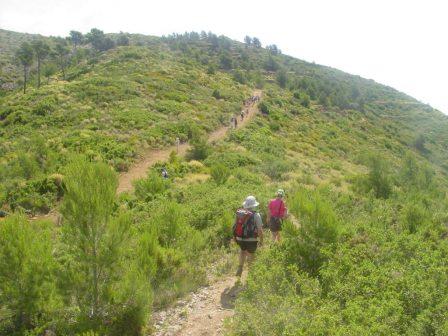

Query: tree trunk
[23,65,27,94]
[92,262,98,319]
[60,57,66,80]
[91,231,99,319]
[37,57,41,88]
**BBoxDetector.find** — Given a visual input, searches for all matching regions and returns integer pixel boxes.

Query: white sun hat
[276,189,285,197]
[242,195,259,209]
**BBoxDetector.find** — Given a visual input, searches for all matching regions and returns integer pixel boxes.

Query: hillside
[1,29,448,335]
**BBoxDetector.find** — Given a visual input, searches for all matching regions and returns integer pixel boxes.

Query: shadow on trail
[220,281,245,309]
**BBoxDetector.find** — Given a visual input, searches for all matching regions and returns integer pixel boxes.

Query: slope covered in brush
[1,29,448,335]
[2,30,447,214]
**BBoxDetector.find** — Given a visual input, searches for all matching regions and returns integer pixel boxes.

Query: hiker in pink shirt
[267,189,287,242]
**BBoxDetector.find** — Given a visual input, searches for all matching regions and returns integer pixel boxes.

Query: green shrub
[401,202,429,233]
[0,215,58,334]
[301,93,311,108]
[259,101,269,114]
[288,188,340,276]
[33,96,57,116]
[231,247,329,336]
[212,89,221,99]
[210,163,230,185]
[186,135,211,161]
[399,153,435,191]
[233,70,246,84]
[204,151,257,169]
[367,155,392,199]
[207,64,217,74]
[414,134,427,153]
[276,69,288,88]
[260,159,291,180]
[134,171,170,201]
[151,202,187,247]
[354,154,392,199]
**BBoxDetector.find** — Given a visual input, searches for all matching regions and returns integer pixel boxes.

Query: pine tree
[54,39,70,79]
[61,159,129,325]
[15,42,34,93]
[31,39,50,88]
[69,30,83,49]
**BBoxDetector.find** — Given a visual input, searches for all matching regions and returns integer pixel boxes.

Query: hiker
[230,116,235,129]
[161,168,169,179]
[233,195,264,277]
[245,108,249,116]
[234,116,238,128]
[240,110,244,121]
[267,189,288,242]
[175,137,180,153]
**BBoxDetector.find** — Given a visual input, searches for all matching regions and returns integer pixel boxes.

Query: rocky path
[152,274,244,336]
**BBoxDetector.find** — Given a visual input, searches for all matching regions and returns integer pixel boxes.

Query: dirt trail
[117,89,262,194]
[152,275,244,336]
[29,90,262,222]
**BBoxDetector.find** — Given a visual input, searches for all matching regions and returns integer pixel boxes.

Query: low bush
[354,153,393,199]
[210,163,230,185]
[0,216,58,334]
[134,171,170,201]
[186,135,211,161]
[288,188,340,276]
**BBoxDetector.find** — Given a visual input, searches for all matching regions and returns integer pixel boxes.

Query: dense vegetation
[1,28,448,335]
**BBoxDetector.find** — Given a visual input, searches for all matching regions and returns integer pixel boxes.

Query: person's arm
[267,201,272,223]
[281,201,288,219]
[255,213,264,244]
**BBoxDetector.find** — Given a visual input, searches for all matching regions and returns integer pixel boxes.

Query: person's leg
[246,242,258,266]
[246,251,255,265]
[236,248,246,276]
[273,231,280,242]
[270,217,278,241]
[275,220,283,242]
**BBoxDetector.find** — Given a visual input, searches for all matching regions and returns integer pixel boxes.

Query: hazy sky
[1,0,447,114]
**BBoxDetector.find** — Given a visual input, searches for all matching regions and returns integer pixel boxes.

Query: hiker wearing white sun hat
[233,195,264,277]
[242,195,259,209]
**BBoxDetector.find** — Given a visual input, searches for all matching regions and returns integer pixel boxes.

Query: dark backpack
[233,209,258,239]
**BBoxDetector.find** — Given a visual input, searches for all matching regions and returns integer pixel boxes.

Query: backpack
[233,208,258,239]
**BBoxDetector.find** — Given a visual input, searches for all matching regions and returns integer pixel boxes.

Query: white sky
[1,0,447,114]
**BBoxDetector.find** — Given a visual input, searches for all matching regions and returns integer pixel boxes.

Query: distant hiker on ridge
[267,189,288,242]
[233,195,264,277]
[230,116,235,129]
[161,168,169,179]
[175,137,180,153]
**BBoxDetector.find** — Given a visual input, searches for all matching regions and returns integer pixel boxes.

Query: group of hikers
[230,94,260,129]
[233,189,287,277]
[245,94,260,106]
[158,157,285,279]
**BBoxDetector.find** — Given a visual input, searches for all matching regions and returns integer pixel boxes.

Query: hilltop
[1,28,448,335]
[1,28,447,214]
